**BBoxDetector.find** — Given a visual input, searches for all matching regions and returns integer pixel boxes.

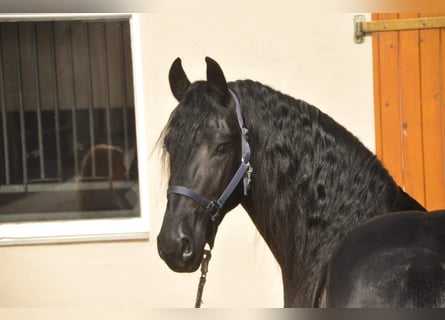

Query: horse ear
[169,58,191,101]
[205,57,229,105]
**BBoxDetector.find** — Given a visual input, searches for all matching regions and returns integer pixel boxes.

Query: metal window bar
[32,22,46,180]
[102,22,114,185]
[16,23,28,189]
[68,22,80,177]
[85,23,96,178]
[0,25,10,185]
[50,22,63,180]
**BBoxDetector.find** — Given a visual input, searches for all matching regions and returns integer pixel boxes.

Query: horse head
[157,57,247,272]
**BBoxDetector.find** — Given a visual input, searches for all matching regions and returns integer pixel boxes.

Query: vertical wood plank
[440,24,445,210]
[71,22,90,110]
[122,20,134,108]
[0,23,7,185]
[372,13,383,159]
[420,14,445,210]
[88,22,106,109]
[1,23,22,184]
[36,22,55,111]
[399,13,426,206]
[18,22,37,112]
[0,23,19,112]
[376,13,405,187]
[53,21,71,110]
[105,21,124,109]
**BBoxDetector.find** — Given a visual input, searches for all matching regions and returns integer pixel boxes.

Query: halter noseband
[167,89,252,246]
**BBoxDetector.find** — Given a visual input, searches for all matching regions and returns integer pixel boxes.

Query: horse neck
[231,80,423,306]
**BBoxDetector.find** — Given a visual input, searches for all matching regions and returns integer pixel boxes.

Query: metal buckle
[242,127,249,139]
[246,162,253,187]
[206,200,222,222]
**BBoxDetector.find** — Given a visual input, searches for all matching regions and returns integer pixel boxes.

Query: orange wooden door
[373,13,445,211]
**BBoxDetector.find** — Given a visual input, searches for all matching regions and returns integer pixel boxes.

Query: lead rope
[194,248,212,308]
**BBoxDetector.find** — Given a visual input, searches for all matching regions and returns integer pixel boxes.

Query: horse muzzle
[157,212,209,273]
[157,233,202,272]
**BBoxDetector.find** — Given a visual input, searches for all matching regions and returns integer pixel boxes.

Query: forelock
[161,82,222,170]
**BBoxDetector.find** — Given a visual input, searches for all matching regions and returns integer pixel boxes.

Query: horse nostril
[181,237,194,262]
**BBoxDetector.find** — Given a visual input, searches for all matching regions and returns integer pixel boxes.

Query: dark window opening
[0,18,140,223]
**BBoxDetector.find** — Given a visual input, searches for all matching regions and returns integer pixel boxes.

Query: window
[0,14,149,244]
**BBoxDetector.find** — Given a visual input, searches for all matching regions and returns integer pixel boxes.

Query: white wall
[0,12,373,308]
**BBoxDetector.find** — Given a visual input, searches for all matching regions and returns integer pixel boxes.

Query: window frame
[0,13,149,245]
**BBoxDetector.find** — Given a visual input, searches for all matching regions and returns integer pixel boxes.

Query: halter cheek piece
[167,89,253,247]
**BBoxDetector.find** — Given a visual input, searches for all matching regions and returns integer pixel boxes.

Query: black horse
[157,57,445,307]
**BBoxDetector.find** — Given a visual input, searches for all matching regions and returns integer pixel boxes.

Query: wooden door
[373,13,445,211]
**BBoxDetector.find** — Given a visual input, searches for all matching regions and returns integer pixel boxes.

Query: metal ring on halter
[206,200,222,222]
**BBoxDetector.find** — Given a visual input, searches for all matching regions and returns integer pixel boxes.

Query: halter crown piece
[167,89,253,245]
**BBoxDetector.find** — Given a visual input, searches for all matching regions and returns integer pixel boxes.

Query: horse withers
[157,57,445,307]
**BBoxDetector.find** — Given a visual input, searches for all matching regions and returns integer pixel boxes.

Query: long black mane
[228,80,424,305]
[160,76,425,306]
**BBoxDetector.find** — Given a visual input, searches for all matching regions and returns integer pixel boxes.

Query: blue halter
[167,89,252,242]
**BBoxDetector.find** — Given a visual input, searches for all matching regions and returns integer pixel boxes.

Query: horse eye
[216,143,231,155]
